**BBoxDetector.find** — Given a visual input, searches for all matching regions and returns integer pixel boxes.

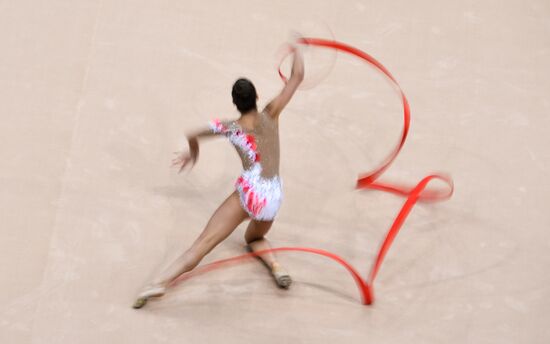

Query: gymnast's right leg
[245,220,292,288]
[133,191,248,309]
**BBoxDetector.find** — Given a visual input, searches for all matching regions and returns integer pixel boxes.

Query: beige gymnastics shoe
[245,245,292,289]
[132,284,166,309]
[271,263,292,289]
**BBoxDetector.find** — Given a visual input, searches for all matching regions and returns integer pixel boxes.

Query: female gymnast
[133,44,304,309]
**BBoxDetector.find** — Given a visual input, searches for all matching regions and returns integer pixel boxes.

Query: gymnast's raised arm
[264,44,304,118]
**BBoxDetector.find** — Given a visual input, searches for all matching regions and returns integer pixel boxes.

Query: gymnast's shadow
[143,280,359,315]
[149,177,230,205]
[295,280,359,304]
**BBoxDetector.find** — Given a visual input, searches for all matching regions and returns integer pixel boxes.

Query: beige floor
[1,0,549,343]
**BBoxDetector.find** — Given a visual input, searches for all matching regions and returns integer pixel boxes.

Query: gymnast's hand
[171,151,194,173]
[288,30,304,48]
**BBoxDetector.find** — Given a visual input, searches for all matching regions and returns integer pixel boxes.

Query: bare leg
[245,220,277,267]
[133,191,248,308]
[245,220,292,288]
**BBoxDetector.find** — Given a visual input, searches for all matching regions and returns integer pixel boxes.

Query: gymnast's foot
[271,262,292,289]
[244,245,292,289]
[132,283,167,309]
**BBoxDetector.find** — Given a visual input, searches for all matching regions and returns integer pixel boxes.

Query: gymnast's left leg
[133,191,248,309]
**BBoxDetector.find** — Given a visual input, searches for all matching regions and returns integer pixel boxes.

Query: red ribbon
[171,38,454,305]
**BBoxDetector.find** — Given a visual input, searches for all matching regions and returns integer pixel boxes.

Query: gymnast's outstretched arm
[265,43,304,118]
[172,126,218,172]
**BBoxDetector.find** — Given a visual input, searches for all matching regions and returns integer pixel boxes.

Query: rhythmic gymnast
[133,42,305,309]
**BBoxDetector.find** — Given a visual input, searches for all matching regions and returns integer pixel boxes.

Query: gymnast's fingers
[178,160,188,173]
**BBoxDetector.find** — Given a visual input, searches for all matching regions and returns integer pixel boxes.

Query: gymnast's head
[232,78,258,114]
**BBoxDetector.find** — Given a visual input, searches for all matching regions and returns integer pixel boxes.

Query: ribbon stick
[173,38,453,305]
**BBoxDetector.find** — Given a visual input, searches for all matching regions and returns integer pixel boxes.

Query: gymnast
[133,41,304,309]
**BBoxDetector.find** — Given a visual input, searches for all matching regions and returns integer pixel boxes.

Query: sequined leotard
[209,110,282,221]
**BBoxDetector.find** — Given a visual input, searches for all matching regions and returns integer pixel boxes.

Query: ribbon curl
[172,38,453,305]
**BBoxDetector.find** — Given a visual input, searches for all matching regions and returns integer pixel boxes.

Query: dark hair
[232,78,257,113]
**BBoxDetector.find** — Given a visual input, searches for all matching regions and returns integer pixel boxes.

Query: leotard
[209,110,282,221]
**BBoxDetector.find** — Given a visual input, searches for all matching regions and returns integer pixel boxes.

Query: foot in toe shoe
[132,284,166,309]
[272,265,292,289]
[132,297,148,309]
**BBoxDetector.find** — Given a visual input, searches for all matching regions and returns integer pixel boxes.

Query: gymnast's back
[209,108,280,179]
